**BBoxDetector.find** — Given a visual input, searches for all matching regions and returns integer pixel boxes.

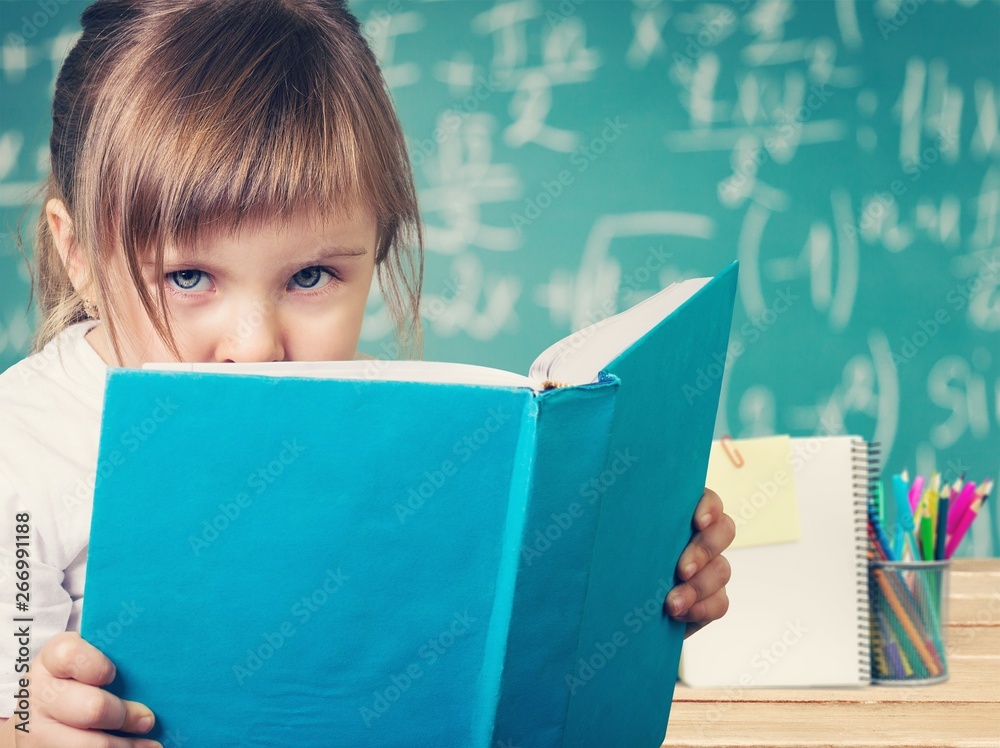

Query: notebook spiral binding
[851,438,880,684]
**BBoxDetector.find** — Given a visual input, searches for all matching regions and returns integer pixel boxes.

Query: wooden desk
[664,559,1000,748]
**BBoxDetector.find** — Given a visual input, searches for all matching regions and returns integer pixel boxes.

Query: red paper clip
[720,434,744,468]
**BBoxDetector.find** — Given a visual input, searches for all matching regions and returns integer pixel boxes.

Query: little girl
[0,1,735,744]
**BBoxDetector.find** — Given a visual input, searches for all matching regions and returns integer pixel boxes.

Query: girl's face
[88,207,378,367]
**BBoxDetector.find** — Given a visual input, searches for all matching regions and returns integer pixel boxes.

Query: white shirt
[0,320,106,716]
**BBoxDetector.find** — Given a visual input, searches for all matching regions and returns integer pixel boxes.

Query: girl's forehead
[153,202,377,255]
[177,200,376,243]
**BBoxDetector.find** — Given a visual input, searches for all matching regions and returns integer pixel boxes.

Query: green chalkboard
[1,0,998,556]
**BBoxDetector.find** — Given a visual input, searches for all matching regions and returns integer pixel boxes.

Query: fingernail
[137,714,154,732]
[697,512,712,530]
[682,562,697,579]
[666,592,687,616]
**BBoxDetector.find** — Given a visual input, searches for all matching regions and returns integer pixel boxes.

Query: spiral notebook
[680,435,876,688]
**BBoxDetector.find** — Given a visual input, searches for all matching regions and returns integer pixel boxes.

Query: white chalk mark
[423,253,522,341]
[736,72,763,125]
[741,39,809,67]
[835,0,863,50]
[420,113,522,256]
[738,386,778,438]
[744,0,794,43]
[690,52,722,127]
[1,39,29,84]
[0,131,24,182]
[434,52,477,97]
[363,10,425,89]
[972,79,1000,159]
[830,190,858,330]
[665,120,849,152]
[897,57,927,167]
[471,0,540,73]
[503,70,581,152]
[573,211,715,329]
[857,125,878,151]
[541,16,601,82]
[970,164,1000,251]
[915,195,962,248]
[736,204,772,320]
[875,0,904,19]
[808,222,833,312]
[868,329,900,464]
[626,0,669,69]
[926,59,962,162]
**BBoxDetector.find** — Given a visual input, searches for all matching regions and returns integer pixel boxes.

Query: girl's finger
[679,587,731,638]
[676,510,736,582]
[27,721,161,748]
[45,677,154,735]
[36,632,116,687]
[692,488,724,531]
[666,554,732,617]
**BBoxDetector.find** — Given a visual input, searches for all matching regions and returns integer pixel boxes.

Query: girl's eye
[289,266,337,291]
[166,270,211,292]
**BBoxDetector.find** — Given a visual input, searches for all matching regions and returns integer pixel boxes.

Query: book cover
[81,262,738,745]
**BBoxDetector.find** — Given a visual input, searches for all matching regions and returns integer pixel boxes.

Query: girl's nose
[215,303,286,363]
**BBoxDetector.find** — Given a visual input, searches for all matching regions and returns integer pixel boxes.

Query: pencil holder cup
[868,560,950,685]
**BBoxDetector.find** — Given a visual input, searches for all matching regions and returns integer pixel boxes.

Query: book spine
[852,438,880,684]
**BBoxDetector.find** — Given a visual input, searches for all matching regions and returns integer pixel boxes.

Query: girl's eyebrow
[309,244,369,259]
[146,244,369,267]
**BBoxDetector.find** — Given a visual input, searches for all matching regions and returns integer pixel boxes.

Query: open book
[82,262,738,747]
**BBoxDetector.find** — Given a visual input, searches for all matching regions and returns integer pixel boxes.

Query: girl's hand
[16,632,161,747]
[665,488,735,638]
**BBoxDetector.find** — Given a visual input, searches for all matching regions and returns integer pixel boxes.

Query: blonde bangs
[63,0,421,361]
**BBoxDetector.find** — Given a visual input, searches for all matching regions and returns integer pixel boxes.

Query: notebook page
[680,435,869,688]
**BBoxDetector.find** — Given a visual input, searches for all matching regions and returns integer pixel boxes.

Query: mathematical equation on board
[351,0,1000,475]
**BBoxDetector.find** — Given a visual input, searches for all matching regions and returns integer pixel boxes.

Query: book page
[528,277,709,384]
[144,359,537,389]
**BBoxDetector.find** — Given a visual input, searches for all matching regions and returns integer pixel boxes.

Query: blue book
[81,262,738,746]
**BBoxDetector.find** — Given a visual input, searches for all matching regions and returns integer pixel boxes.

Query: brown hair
[28,0,423,361]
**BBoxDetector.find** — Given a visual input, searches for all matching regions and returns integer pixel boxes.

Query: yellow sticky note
[706,435,802,548]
